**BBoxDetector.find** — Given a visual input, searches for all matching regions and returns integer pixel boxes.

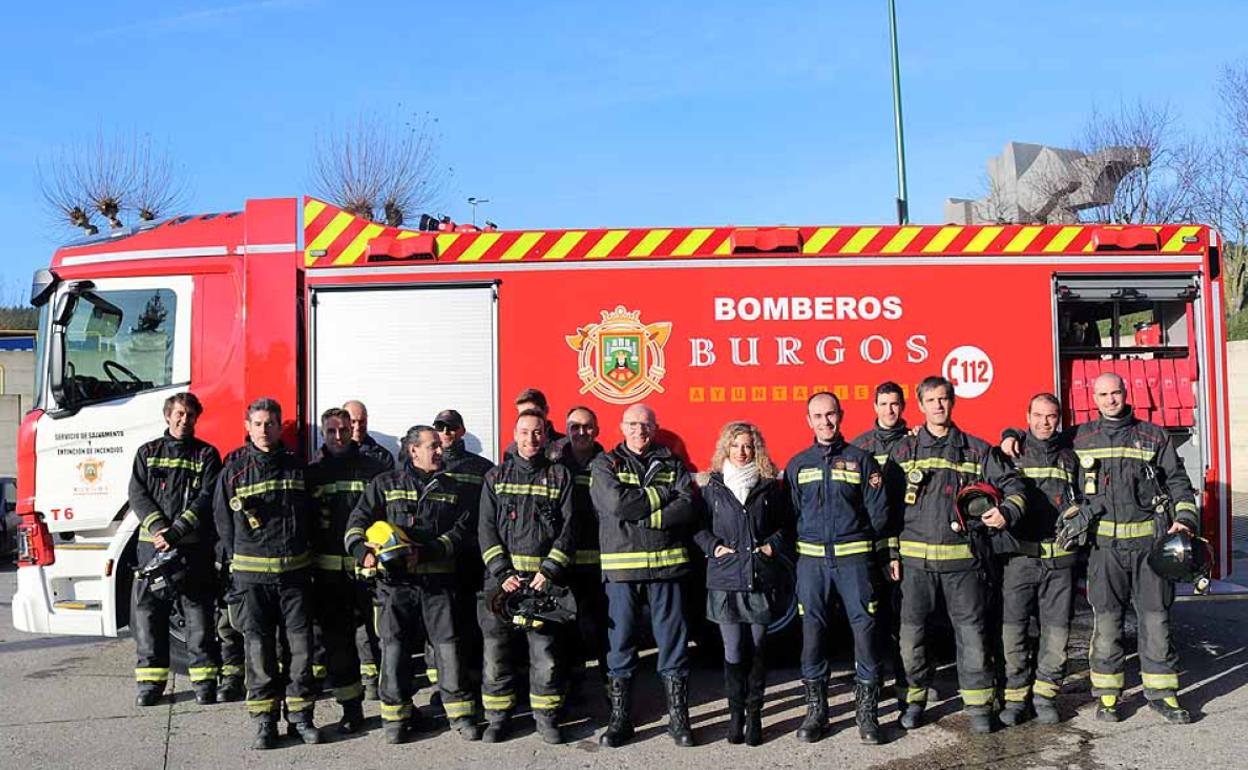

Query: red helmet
[952,482,1003,533]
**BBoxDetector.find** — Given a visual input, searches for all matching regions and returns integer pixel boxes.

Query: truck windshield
[60,288,178,405]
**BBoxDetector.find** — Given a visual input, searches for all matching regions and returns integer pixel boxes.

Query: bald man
[1075,373,1197,725]
[591,404,697,748]
[343,401,396,472]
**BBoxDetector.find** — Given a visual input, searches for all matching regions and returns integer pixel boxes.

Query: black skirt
[706,589,777,625]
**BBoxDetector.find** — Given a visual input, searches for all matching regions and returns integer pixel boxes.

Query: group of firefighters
[126,374,1200,750]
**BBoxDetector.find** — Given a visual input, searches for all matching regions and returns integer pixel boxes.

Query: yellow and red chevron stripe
[302,198,1206,268]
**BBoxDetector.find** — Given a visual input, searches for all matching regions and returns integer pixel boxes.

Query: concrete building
[0,334,35,478]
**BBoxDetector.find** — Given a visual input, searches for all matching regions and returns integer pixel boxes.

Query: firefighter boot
[217,677,244,703]
[289,715,323,745]
[724,662,747,745]
[999,700,1029,727]
[481,711,510,743]
[744,652,766,747]
[795,679,828,743]
[451,717,483,742]
[136,687,164,708]
[600,676,635,748]
[1033,696,1060,725]
[363,679,379,701]
[664,675,695,747]
[338,699,365,734]
[969,710,994,734]
[855,680,882,745]
[384,720,410,745]
[898,703,924,730]
[252,717,278,751]
[1095,695,1121,723]
[1149,697,1191,724]
[534,713,565,745]
[193,681,217,706]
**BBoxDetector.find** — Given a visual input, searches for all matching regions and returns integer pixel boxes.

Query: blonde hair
[709,421,777,478]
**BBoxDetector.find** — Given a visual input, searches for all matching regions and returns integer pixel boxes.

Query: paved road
[3,525,1247,770]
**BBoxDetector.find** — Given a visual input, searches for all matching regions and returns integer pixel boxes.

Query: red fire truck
[11,197,1233,637]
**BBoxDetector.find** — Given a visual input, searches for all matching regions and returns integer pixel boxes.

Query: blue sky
[2,0,1245,293]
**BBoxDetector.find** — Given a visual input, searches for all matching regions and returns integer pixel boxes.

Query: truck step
[52,600,102,611]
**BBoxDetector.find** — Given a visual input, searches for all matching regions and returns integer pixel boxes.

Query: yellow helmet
[365,521,414,573]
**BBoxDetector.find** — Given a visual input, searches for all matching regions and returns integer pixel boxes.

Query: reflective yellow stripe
[905,686,928,704]
[644,486,662,512]
[383,488,457,504]
[141,512,167,532]
[482,693,516,711]
[235,478,305,497]
[652,471,676,483]
[648,509,663,529]
[1033,680,1060,698]
[1090,671,1125,689]
[1141,672,1179,690]
[445,471,484,485]
[221,664,244,677]
[1005,494,1025,510]
[898,540,973,560]
[510,554,544,572]
[796,468,823,485]
[360,663,378,678]
[1174,501,1197,514]
[482,545,507,566]
[1095,520,1156,539]
[798,540,873,557]
[230,552,311,573]
[345,526,366,540]
[900,458,981,475]
[247,699,278,714]
[1003,686,1030,702]
[495,482,561,498]
[1076,447,1156,462]
[829,469,861,484]
[873,454,889,466]
[961,688,995,706]
[617,471,641,484]
[1041,542,1076,558]
[575,549,601,565]
[530,693,564,711]
[426,668,438,683]
[135,667,169,682]
[147,456,205,472]
[312,480,366,498]
[797,541,826,557]
[574,474,592,487]
[311,664,327,679]
[380,702,413,721]
[314,553,355,571]
[1021,466,1073,482]
[548,548,571,567]
[600,547,690,571]
[443,699,475,718]
[188,666,219,682]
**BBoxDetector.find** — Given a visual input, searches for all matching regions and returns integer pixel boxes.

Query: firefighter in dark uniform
[345,425,481,744]
[342,399,392,697]
[213,398,321,749]
[849,381,910,704]
[548,406,610,693]
[514,388,567,445]
[432,408,493,700]
[996,393,1080,726]
[787,392,890,744]
[591,403,698,748]
[889,376,1026,735]
[306,407,389,733]
[1076,372,1198,724]
[129,392,222,706]
[477,410,578,744]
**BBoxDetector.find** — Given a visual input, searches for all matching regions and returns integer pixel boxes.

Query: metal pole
[889,0,909,225]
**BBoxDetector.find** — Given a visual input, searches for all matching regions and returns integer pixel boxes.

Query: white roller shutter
[310,283,498,462]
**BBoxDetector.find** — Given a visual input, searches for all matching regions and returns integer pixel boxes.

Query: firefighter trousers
[604,580,689,679]
[797,556,879,683]
[354,578,380,685]
[899,567,993,713]
[216,602,244,682]
[313,571,364,704]
[375,582,475,724]
[1088,544,1179,701]
[999,555,1073,703]
[229,580,316,722]
[132,567,217,692]
[569,569,609,672]
[423,587,481,692]
[478,591,565,717]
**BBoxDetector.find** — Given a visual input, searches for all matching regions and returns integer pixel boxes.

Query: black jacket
[889,424,1026,572]
[694,474,791,592]
[851,421,909,468]
[591,441,696,582]
[358,434,396,472]
[548,437,604,571]
[213,442,311,584]
[999,428,1081,568]
[479,450,577,585]
[786,438,889,563]
[129,431,222,561]
[306,444,390,572]
[344,465,473,587]
[1073,408,1198,548]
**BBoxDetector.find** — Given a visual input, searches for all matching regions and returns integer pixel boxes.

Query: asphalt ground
[3,505,1248,770]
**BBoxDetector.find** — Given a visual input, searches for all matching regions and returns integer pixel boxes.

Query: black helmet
[139,548,189,601]
[1148,530,1214,594]
[486,583,578,631]
[952,482,1002,533]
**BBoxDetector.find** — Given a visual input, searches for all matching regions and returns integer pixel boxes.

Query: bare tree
[1191,66,1248,315]
[38,127,189,234]
[310,110,449,227]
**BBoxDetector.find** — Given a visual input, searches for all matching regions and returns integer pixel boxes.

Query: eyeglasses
[623,421,656,431]
[433,423,459,433]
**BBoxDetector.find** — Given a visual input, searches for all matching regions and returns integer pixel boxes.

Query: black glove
[1054,501,1100,551]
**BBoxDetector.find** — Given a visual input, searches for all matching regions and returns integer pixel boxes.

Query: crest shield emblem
[567,306,672,405]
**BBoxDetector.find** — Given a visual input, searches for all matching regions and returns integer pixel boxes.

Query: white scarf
[721,460,760,505]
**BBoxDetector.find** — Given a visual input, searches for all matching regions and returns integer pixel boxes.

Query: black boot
[600,677,635,748]
[794,678,827,743]
[899,702,924,730]
[481,711,510,743]
[724,662,747,744]
[384,719,410,744]
[452,717,483,742]
[338,698,365,734]
[1149,697,1191,724]
[289,715,323,744]
[193,681,217,706]
[135,687,163,708]
[1033,696,1060,725]
[217,676,244,703]
[744,653,766,747]
[534,713,565,744]
[855,680,882,745]
[664,675,695,747]
[252,718,278,750]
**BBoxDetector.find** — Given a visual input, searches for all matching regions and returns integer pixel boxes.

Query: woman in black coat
[694,422,792,746]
